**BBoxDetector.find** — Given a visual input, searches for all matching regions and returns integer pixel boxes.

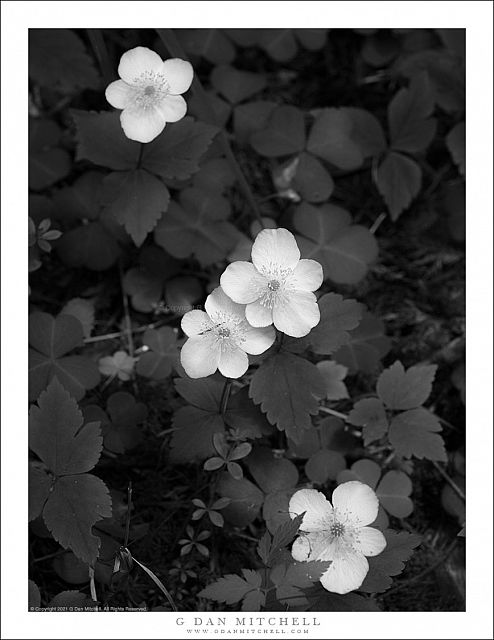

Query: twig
[83,319,176,344]
[119,260,134,357]
[319,406,350,421]
[155,28,265,229]
[369,212,387,235]
[431,461,465,502]
[220,378,233,418]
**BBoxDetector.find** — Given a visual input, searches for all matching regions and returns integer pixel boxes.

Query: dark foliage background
[28,28,465,613]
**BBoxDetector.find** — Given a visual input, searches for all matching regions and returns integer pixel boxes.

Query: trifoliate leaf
[250,106,306,157]
[344,107,387,158]
[176,28,236,64]
[292,152,334,203]
[266,513,305,567]
[337,458,381,489]
[389,408,447,461]
[257,29,298,62]
[154,187,240,266]
[102,169,170,247]
[224,387,270,439]
[307,108,364,170]
[28,312,100,402]
[141,117,219,181]
[43,475,111,565]
[375,151,422,221]
[29,118,71,190]
[72,110,140,171]
[29,464,52,521]
[446,121,465,176]
[249,352,325,443]
[233,101,277,143]
[136,327,178,380]
[294,203,378,284]
[198,570,263,606]
[61,299,95,339]
[170,378,226,462]
[305,449,346,485]
[388,73,436,153]
[217,473,264,527]
[360,530,421,593]
[29,378,103,476]
[193,158,236,194]
[308,293,363,355]
[246,447,299,494]
[316,361,349,400]
[348,398,389,445]
[29,29,99,93]
[211,65,266,104]
[333,310,391,374]
[98,350,135,381]
[377,361,437,410]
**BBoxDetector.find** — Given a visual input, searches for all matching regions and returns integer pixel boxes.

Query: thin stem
[124,481,133,548]
[155,28,264,228]
[220,378,233,418]
[431,461,465,502]
[119,260,134,357]
[319,406,350,421]
[87,29,114,86]
[136,143,145,169]
[369,212,386,235]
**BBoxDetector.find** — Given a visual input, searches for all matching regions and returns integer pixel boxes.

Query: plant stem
[431,460,465,502]
[119,260,134,357]
[220,378,233,417]
[87,29,114,86]
[318,406,350,421]
[155,28,264,229]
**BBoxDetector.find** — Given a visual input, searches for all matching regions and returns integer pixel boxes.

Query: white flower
[180,287,276,379]
[105,46,193,143]
[220,228,323,338]
[289,482,387,594]
[99,350,136,381]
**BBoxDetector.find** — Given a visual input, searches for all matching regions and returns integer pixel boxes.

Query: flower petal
[180,335,219,379]
[156,94,187,123]
[251,228,300,272]
[289,489,333,532]
[245,300,273,327]
[290,259,324,292]
[354,526,387,557]
[118,46,163,84]
[292,535,311,562]
[105,80,135,110]
[241,324,276,355]
[181,310,212,337]
[319,551,369,594]
[331,481,379,527]
[221,261,266,304]
[120,107,165,143]
[272,290,320,338]
[218,347,249,379]
[162,58,194,94]
[205,287,245,321]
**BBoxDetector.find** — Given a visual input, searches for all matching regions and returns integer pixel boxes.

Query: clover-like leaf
[316,361,349,400]
[61,299,95,340]
[377,361,437,410]
[29,312,100,402]
[292,152,334,203]
[176,28,236,65]
[308,293,363,355]
[307,108,364,170]
[211,65,266,104]
[233,101,277,143]
[29,29,99,93]
[137,327,178,380]
[294,203,378,284]
[29,118,72,190]
[154,187,240,266]
[375,151,422,221]
[102,170,170,247]
[250,106,306,157]
[333,310,391,374]
[305,449,346,485]
[246,447,299,494]
[250,352,325,443]
[217,473,264,527]
[389,408,447,461]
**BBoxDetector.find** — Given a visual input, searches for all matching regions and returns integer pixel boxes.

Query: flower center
[144,85,155,96]
[131,71,170,110]
[329,522,346,538]
[217,327,231,338]
[268,279,280,291]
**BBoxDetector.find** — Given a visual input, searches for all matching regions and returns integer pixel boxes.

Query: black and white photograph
[1,2,493,639]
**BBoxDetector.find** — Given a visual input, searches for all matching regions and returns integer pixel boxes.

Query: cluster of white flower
[181,227,323,379]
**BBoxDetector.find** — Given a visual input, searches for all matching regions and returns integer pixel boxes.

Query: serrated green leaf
[389,408,447,461]
[333,310,390,374]
[348,398,389,445]
[29,464,52,521]
[377,361,437,410]
[308,293,363,355]
[249,352,325,443]
[375,151,422,221]
[294,203,378,284]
